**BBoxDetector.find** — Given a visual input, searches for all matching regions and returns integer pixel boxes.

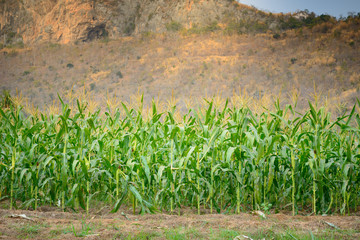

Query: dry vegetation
[0,15,359,114]
[0,207,359,239]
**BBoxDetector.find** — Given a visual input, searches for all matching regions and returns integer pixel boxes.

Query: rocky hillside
[0,0,359,113]
[0,0,279,44]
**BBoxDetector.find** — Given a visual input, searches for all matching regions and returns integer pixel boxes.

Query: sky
[237,0,360,18]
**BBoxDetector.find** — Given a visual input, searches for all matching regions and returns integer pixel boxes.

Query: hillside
[0,0,275,44]
[0,0,359,113]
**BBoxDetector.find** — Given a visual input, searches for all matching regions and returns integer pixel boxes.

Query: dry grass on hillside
[0,22,359,112]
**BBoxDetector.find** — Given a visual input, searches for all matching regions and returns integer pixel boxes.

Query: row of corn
[0,97,359,215]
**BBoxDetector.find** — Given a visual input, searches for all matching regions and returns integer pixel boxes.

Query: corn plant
[0,97,359,215]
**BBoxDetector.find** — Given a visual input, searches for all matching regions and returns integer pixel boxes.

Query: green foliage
[66,63,74,69]
[166,21,183,32]
[7,31,16,39]
[72,218,93,237]
[333,30,341,39]
[249,21,268,33]
[48,42,61,49]
[273,33,281,39]
[281,16,303,30]
[100,36,110,44]
[217,229,240,239]
[116,71,123,78]
[0,97,359,216]
[204,21,220,32]
[90,83,96,91]
[11,41,24,49]
[125,22,135,36]
[279,12,340,31]
[186,22,221,34]
[0,90,13,109]
[224,20,269,35]
[224,21,243,35]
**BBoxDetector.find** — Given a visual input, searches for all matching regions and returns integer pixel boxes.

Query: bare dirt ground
[0,205,359,240]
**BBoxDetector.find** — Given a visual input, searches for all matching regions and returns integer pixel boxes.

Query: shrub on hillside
[249,21,268,33]
[116,71,123,78]
[280,16,303,30]
[224,21,243,35]
[312,22,334,33]
[273,33,281,39]
[333,29,341,38]
[204,21,220,32]
[224,19,270,35]
[90,83,96,91]
[166,21,183,32]
[67,63,74,69]
[186,22,221,34]
[23,71,31,76]
[279,12,337,31]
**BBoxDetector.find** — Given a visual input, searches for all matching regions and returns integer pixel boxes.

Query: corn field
[0,97,359,216]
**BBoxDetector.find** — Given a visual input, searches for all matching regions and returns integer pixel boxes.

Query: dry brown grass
[1,26,359,114]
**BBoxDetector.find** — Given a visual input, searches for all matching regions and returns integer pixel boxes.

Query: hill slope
[0,0,359,112]
[1,29,359,111]
[0,0,276,44]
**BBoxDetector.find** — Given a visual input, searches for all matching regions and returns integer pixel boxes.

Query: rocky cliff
[0,0,276,44]
[0,0,138,43]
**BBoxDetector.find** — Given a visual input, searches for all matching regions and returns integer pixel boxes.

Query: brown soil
[0,206,359,240]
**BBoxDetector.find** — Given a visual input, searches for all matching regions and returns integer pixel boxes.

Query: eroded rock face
[0,0,140,44]
[134,0,247,33]
[0,0,269,44]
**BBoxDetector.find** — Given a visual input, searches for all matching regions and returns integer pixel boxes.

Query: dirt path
[0,207,359,239]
